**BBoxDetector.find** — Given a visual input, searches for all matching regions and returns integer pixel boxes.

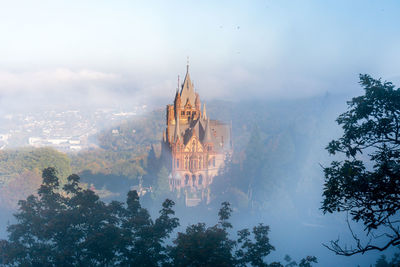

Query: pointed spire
[204,118,212,143]
[174,110,180,143]
[193,119,201,137]
[180,61,196,108]
[195,93,200,110]
[202,103,207,120]
[176,75,180,94]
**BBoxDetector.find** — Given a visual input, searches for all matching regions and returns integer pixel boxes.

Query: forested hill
[96,93,346,155]
[0,94,347,211]
[96,109,165,153]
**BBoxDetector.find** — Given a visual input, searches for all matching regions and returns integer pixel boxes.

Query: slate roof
[179,66,196,108]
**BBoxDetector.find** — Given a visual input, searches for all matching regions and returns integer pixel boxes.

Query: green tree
[1,168,316,267]
[243,125,265,203]
[1,168,121,266]
[120,191,179,266]
[168,202,299,267]
[374,252,400,267]
[322,74,400,255]
[151,166,172,204]
[0,167,179,266]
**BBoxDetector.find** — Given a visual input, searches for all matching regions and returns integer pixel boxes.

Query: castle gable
[183,135,204,153]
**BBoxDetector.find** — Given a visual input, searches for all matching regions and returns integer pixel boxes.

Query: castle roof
[168,117,231,152]
[180,65,196,108]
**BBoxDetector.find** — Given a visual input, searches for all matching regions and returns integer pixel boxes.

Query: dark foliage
[0,167,178,266]
[374,252,400,267]
[322,74,400,255]
[0,168,316,266]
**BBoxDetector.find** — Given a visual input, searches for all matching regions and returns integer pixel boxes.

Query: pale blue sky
[0,0,399,107]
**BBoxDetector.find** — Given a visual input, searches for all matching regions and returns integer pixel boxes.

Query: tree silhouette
[1,168,316,266]
[322,74,400,255]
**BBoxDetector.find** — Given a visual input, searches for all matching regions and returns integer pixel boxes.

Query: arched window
[199,157,202,168]
[198,174,203,185]
[192,175,196,185]
[177,159,179,168]
[185,175,189,185]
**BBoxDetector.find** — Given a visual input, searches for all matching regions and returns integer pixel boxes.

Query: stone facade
[162,64,232,206]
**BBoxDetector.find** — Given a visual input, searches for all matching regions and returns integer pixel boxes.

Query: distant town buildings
[0,106,147,152]
[163,64,233,206]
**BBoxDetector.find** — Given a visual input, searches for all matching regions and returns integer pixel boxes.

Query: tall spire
[202,103,207,120]
[174,110,180,142]
[203,118,212,143]
[176,75,180,94]
[180,60,196,108]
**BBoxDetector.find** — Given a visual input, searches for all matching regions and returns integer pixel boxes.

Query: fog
[1,1,400,266]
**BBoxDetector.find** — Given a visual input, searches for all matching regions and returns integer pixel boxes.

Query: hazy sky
[1,0,400,109]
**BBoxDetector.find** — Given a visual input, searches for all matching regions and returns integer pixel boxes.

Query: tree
[120,191,179,266]
[0,167,179,266]
[243,125,265,205]
[167,202,304,267]
[374,253,400,267]
[1,168,316,266]
[322,74,400,255]
[151,165,173,204]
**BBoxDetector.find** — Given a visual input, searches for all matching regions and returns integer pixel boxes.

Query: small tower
[202,103,207,120]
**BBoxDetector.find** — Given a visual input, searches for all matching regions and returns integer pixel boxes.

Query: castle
[163,64,232,206]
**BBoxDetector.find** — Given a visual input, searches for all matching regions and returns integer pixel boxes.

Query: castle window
[192,175,196,185]
[177,159,179,168]
[181,111,185,116]
[199,157,202,168]
[186,111,191,115]
[185,175,189,185]
[198,175,203,185]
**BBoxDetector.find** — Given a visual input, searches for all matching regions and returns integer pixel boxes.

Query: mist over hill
[0,93,397,266]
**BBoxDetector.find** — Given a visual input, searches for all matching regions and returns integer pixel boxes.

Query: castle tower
[163,63,232,206]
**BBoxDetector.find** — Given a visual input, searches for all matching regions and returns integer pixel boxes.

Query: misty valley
[1,76,399,266]
[1,1,400,265]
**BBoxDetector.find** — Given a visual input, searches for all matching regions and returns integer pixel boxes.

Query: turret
[195,93,201,111]
[174,90,181,116]
[202,103,207,120]
[174,108,180,143]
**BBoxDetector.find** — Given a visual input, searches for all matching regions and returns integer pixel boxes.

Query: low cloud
[0,68,146,112]
[0,69,119,94]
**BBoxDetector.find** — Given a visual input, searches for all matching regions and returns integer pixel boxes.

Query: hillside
[0,94,347,210]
